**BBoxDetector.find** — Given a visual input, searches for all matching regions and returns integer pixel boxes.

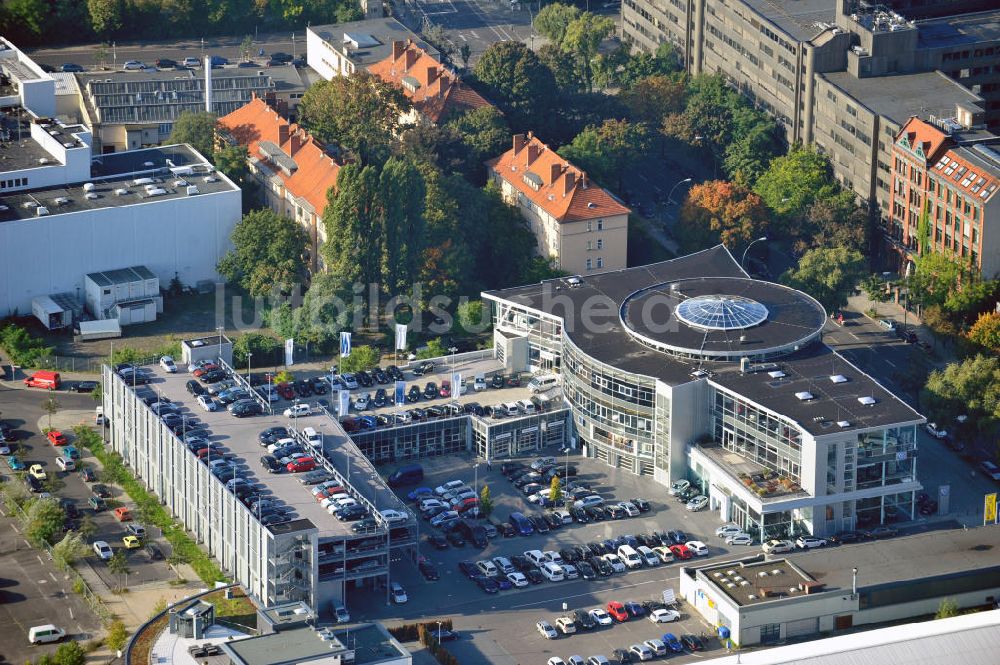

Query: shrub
[0,323,53,367]
[105,619,128,652]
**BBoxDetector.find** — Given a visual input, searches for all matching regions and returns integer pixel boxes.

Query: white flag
[338,389,351,417]
[395,323,408,351]
[340,332,351,358]
[284,338,294,365]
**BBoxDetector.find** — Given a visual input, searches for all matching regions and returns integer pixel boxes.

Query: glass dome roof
[675,295,769,331]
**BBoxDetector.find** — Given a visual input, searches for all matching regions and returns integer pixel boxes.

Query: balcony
[695,441,807,501]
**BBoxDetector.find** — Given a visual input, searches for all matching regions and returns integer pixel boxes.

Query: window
[597,220,604,230]
[760,624,781,643]
[587,221,593,232]
[596,258,604,268]
[597,238,604,250]
[587,240,593,250]
[586,259,593,271]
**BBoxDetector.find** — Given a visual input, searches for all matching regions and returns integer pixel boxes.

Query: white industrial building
[306,17,436,81]
[84,266,162,325]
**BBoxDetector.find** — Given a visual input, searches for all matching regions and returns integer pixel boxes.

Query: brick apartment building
[487,133,630,275]
[887,116,1000,277]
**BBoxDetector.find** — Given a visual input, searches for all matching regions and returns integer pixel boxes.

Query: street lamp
[666,177,693,205]
[247,352,253,381]
[216,326,224,364]
[560,447,570,506]
[448,346,458,373]
[741,236,768,270]
[437,621,443,643]
[473,462,480,497]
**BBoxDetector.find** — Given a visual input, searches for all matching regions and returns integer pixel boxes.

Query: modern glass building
[483,245,925,537]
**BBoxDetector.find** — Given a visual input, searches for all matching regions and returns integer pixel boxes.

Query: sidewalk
[843,290,958,367]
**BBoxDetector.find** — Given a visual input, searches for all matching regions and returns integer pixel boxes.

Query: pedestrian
[486,460,492,472]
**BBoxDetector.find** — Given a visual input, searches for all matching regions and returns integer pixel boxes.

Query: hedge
[72,425,227,584]
[389,620,460,665]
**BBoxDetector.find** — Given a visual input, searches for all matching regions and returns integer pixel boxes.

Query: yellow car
[122,535,142,550]
[28,464,47,480]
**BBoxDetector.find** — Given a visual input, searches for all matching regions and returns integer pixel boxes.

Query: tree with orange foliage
[675,180,770,253]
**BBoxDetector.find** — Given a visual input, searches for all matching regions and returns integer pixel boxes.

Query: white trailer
[32,295,72,330]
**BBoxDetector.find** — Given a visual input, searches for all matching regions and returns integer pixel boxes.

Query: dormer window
[401,75,421,93]
[522,171,542,191]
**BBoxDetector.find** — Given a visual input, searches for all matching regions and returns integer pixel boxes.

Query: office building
[306,17,437,81]
[218,97,341,271]
[368,40,492,125]
[887,116,1000,277]
[487,133,630,275]
[483,246,924,538]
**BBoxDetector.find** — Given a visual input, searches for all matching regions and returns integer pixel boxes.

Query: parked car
[795,536,828,549]
[762,539,795,554]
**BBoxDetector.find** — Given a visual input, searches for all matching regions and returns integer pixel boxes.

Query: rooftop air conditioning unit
[829,374,847,383]
[795,391,814,401]
[114,188,129,196]
[83,183,95,192]
[38,157,50,164]
[36,206,49,216]
[858,396,876,406]
[186,185,200,195]
[85,192,99,200]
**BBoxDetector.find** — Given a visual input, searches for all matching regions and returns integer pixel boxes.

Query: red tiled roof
[486,133,630,223]
[897,117,951,164]
[932,147,1000,204]
[217,97,340,215]
[369,40,492,123]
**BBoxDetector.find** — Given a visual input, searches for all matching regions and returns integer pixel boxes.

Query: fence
[34,355,106,373]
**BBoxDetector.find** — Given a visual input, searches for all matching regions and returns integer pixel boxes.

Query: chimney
[392,40,406,61]
[426,65,438,85]
[581,171,588,189]
[290,130,303,155]
[204,56,213,113]
[512,134,527,155]
[526,143,540,167]
[563,171,576,196]
[550,163,562,184]
[404,48,418,71]
[278,124,290,146]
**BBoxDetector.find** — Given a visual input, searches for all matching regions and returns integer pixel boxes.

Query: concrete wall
[0,186,241,317]
[307,29,355,80]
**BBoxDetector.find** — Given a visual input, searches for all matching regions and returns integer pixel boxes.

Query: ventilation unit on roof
[691,369,708,378]
[795,391,814,401]
[22,201,37,209]
[39,158,50,165]
[858,396,876,406]
[83,183,95,192]
[186,185,200,196]
[768,370,786,379]
[830,374,847,383]
[143,161,154,167]
[566,276,582,287]
[133,177,154,186]
[114,188,129,196]
[173,179,188,188]
[36,206,49,216]
[837,420,851,428]
[53,197,69,205]
[203,175,218,183]
[85,192,99,200]
[62,142,75,148]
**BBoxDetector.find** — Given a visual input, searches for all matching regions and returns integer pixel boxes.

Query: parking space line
[49,572,58,582]
[509,576,671,609]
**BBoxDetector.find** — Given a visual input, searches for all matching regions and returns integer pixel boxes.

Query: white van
[617,544,643,569]
[637,545,660,567]
[473,374,487,391]
[524,549,547,566]
[528,374,558,393]
[94,406,104,425]
[302,427,322,446]
[516,399,537,414]
[504,402,521,416]
[540,561,565,581]
[28,624,65,644]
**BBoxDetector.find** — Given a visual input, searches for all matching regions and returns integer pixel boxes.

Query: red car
[287,456,316,473]
[192,363,218,377]
[276,382,295,400]
[607,601,628,622]
[47,430,68,446]
[315,487,345,501]
[669,544,693,560]
[456,497,479,513]
[439,381,452,398]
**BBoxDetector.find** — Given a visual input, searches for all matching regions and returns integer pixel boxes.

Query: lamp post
[561,447,570,507]
[437,621,442,643]
[247,352,252,381]
[741,236,768,270]
[473,462,480,498]
[852,567,858,596]
[666,177,693,205]
[216,326,224,364]
[448,346,458,373]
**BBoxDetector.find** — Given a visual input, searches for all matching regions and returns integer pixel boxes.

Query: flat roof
[85,265,156,286]
[917,8,1000,48]
[701,557,813,606]
[308,17,437,69]
[821,70,984,125]
[223,623,406,665]
[0,144,236,223]
[484,246,922,435]
[740,0,836,42]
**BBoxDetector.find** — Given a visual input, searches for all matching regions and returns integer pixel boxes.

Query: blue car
[359,415,377,430]
[5,455,25,471]
[602,538,617,552]
[62,445,81,460]
[496,577,513,590]
[407,487,434,502]
[663,633,684,653]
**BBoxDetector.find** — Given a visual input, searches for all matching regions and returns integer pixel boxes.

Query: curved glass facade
[712,387,803,481]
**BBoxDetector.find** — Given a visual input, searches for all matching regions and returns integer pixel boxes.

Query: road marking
[849,333,861,341]
[470,30,481,38]
[68,605,74,620]
[509,576,671,609]
[49,572,58,582]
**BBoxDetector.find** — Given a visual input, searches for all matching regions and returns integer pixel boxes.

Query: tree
[675,180,769,253]
[321,162,383,289]
[459,43,472,71]
[78,514,97,542]
[42,396,60,430]
[456,300,489,335]
[444,107,511,184]
[935,597,960,619]
[537,43,583,94]
[232,332,281,366]
[105,619,129,652]
[239,34,254,62]
[561,12,616,92]
[535,3,581,44]
[108,550,131,590]
[379,157,427,293]
[560,119,650,193]
[780,246,865,313]
[5,0,48,36]
[52,530,89,570]
[473,41,558,133]
[753,146,838,220]
[968,312,1000,352]
[22,497,65,547]
[861,274,890,316]
[94,44,110,69]
[339,345,380,373]
[417,338,447,359]
[619,42,682,88]
[167,111,218,160]
[549,475,562,505]
[921,355,1000,440]
[52,640,86,665]
[723,110,781,188]
[479,484,493,517]
[797,192,870,255]
[213,144,249,187]
[90,382,102,402]
[216,209,308,297]
[620,75,686,125]
[298,73,410,166]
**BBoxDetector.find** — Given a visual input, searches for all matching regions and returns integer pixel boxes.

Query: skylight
[858,396,877,406]
[829,374,847,383]
[795,391,814,401]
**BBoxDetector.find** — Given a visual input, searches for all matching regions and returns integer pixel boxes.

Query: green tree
[22,497,65,547]
[379,157,426,293]
[753,146,838,220]
[479,484,493,517]
[52,530,89,571]
[968,312,1000,352]
[239,34,254,62]
[167,111,218,160]
[560,119,650,193]
[321,162,383,289]
[797,191,870,255]
[459,43,472,71]
[105,619,129,652]
[108,550,131,590]
[723,109,781,188]
[675,180,769,252]
[5,0,48,36]
[78,513,97,542]
[339,345,380,373]
[417,338,447,359]
[538,43,583,94]
[562,12,616,92]
[780,246,866,314]
[52,640,86,665]
[217,209,308,297]
[298,72,409,166]
[456,300,489,335]
[90,382,102,402]
[935,597,960,619]
[921,355,1000,441]
[861,274,890,316]
[232,332,281,366]
[474,184,540,289]
[619,42,682,88]
[213,144,249,186]
[473,41,558,133]
[943,279,1000,326]
[444,106,511,184]
[42,396,60,430]
[334,1,363,22]
[620,74,686,125]
[521,256,568,283]
[907,252,968,309]
[535,3,581,44]
[549,475,562,505]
